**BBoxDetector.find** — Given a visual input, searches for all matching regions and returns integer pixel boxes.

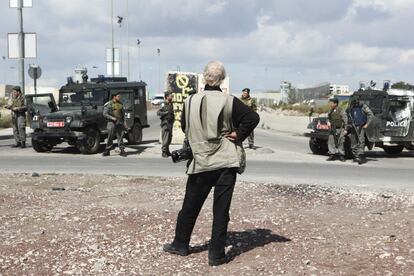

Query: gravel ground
[1,173,413,275]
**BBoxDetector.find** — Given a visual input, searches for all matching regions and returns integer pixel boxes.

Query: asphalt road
[0,110,413,192]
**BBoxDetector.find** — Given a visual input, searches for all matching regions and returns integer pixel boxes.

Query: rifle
[346,110,360,141]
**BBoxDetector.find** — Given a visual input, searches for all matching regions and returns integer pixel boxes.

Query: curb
[0,133,31,141]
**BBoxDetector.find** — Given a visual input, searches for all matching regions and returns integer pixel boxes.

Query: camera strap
[184,94,195,136]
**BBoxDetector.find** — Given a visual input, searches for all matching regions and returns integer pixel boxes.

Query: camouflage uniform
[240,95,257,148]
[327,106,347,157]
[347,103,374,162]
[157,101,174,156]
[9,93,27,147]
[103,99,125,155]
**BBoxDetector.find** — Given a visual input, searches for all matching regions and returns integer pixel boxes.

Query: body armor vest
[329,107,343,128]
[350,107,367,126]
[111,102,123,119]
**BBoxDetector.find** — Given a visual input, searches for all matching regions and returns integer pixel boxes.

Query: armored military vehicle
[26,76,149,154]
[307,85,414,156]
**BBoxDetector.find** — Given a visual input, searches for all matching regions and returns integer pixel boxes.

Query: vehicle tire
[32,137,53,152]
[77,127,100,154]
[127,122,143,145]
[309,137,328,155]
[383,145,404,155]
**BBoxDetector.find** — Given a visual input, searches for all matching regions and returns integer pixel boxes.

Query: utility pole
[137,39,141,80]
[126,0,130,80]
[18,0,25,94]
[157,48,161,94]
[110,0,115,77]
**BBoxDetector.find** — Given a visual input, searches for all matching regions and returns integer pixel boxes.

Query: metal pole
[119,20,123,77]
[111,0,115,77]
[126,0,130,80]
[18,0,25,94]
[157,48,160,94]
[137,39,141,81]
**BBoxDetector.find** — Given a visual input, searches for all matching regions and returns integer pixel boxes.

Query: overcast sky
[1,0,414,95]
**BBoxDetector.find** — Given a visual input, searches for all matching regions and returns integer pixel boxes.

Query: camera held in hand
[171,139,193,163]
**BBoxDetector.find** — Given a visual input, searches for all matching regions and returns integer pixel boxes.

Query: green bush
[0,98,8,107]
[0,113,12,128]
[271,100,349,115]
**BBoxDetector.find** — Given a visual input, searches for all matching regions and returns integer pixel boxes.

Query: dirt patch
[0,173,413,275]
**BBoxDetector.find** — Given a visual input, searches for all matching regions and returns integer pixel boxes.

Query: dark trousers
[172,168,237,258]
[161,125,172,153]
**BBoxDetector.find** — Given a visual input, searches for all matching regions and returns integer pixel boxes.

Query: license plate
[47,121,65,127]
[316,123,330,130]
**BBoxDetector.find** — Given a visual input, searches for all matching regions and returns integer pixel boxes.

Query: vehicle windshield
[387,100,412,123]
[60,89,105,107]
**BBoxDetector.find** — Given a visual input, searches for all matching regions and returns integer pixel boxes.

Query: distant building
[280,81,292,103]
[297,82,331,102]
[329,84,350,95]
[254,91,282,106]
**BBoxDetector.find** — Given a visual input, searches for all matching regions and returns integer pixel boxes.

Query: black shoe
[339,156,346,162]
[162,152,170,158]
[249,144,254,149]
[353,158,360,163]
[163,243,189,256]
[12,143,21,148]
[358,157,365,165]
[208,255,228,266]
[326,155,336,161]
[102,150,110,157]
[20,142,26,149]
[120,150,127,157]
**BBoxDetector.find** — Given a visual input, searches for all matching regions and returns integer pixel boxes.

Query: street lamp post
[137,39,141,81]
[17,0,25,93]
[110,0,115,77]
[126,0,130,80]
[117,16,123,77]
[157,48,161,94]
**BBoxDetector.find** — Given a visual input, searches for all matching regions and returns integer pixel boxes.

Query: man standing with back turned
[163,61,260,266]
[240,88,257,149]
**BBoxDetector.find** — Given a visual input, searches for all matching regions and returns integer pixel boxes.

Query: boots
[12,142,21,148]
[102,149,110,156]
[120,149,127,157]
[20,142,26,149]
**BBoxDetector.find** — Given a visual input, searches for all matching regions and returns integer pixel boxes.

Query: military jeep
[307,86,414,156]
[26,76,150,154]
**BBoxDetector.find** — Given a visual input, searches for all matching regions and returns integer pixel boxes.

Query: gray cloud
[1,0,414,92]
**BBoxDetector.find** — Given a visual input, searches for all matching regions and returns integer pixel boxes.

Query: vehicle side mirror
[81,106,87,115]
[48,101,57,112]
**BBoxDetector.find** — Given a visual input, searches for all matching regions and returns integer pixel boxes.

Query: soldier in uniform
[102,93,127,157]
[5,86,27,148]
[240,88,257,149]
[346,99,374,164]
[327,98,347,161]
[157,91,174,157]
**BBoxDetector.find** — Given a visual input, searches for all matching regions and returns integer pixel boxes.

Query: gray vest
[184,90,240,174]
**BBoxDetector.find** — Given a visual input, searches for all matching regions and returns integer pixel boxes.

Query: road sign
[9,0,33,8]
[28,64,41,79]
[7,32,37,58]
